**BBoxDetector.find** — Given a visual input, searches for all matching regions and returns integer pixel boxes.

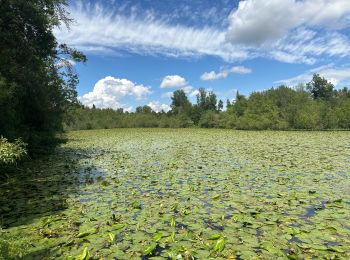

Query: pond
[1,129,349,259]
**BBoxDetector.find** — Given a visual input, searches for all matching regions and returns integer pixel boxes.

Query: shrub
[0,137,27,165]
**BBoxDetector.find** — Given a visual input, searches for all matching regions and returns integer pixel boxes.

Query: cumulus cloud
[159,75,195,98]
[201,66,251,81]
[226,0,350,45]
[276,64,350,86]
[148,101,171,113]
[160,75,187,88]
[78,76,151,110]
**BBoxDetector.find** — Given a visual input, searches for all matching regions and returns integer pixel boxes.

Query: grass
[0,129,349,259]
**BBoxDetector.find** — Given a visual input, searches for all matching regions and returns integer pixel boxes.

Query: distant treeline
[65,74,350,131]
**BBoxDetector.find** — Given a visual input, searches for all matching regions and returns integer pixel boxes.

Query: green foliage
[0,137,27,165]
[294,101,324,130]
[307,74,334,100]
[171,89,192,116]
[0,0,85,154]
[196,88,218,111]
[198,111,220,128]
[3,129,350,259]
[65,77,350,131]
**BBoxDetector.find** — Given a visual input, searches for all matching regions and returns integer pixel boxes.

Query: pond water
[0,129,349,259]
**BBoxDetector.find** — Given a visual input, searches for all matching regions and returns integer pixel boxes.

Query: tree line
[64,74,350,131]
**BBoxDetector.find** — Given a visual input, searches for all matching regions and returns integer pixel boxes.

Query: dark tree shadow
[0,146,90,228]
[0,144,113,259]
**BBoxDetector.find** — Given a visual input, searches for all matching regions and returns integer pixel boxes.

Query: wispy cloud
[201,66,251,81]
[55,2,247,62]
[276,64,350,86]
[55,1,350,64]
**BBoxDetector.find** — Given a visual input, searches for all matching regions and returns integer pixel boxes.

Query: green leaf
[77,227,97,238]
[153,233,163,242]
[170,231,175,242]
[112,223,125,230]
[213,237,225,252]
[78,247,90,260]
[170,217,176,227]
[207,234,221,240]
[132,201,141,209]
[212,194,221,200]
[143,243,157,256]
[108,233,115,243]
[171,203,178,211]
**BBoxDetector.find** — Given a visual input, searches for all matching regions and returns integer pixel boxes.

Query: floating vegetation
[0,129,349,259]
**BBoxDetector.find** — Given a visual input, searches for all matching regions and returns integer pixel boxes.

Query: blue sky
[55,0,350,112]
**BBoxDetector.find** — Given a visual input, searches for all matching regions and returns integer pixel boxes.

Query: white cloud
[161,85,193,99]
[161,92,174,98]
[231,66,252,74]
[181,85,193,94]
[160,75,194,99]
[201,71,220,81]
[54,1,350,65]
[201,66,251,81]
[189,89,200,97]
[276,64,350,86]
[160,75,187,88]
[55,2,247,62]
[226,0,350,45]
[148,101,171,113]
[188,88,215,98]
[270,29,350,64]
[78,76,151,110]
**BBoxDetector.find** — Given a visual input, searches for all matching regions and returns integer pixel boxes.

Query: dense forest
[1,1,350,166]
[0,1,86,164]
[65,75,350,131]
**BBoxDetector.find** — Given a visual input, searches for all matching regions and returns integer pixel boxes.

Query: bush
[0,137,27,165]
[199,111,220,128]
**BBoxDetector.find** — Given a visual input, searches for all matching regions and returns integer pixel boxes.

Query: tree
[206,91,217,111]
[295,101,324,129]
[189,104,202,125]
[196,88,207,110]
[196,88,217,111]
[218,100,224,111]
[198,111,220,128]
[0,0,86,152]
[171,89,191,114]
[232,91,247,117]
[136,106,152,114]
[63,76,349,131]
[307,74,334,100]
